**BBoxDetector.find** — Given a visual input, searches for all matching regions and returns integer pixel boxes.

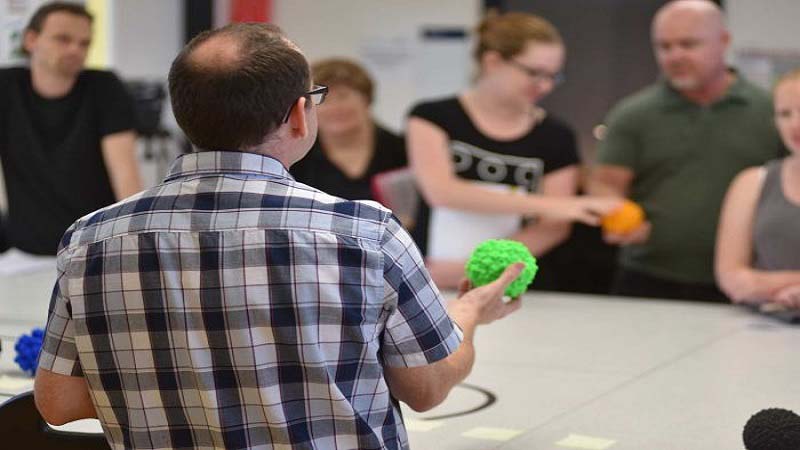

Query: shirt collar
[659,68,751,110]
[164,150,294,182]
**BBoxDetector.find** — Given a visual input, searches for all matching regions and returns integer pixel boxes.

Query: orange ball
[602,200,645,234]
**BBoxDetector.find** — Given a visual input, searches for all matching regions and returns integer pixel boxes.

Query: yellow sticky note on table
[556,433,616,449]
[404,419,444,432]
[462,426,524,441]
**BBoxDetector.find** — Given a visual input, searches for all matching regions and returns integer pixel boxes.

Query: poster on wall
[358,35,415,132]
[415,26,472,100]
[356,26,472,132]
[1,0,48,66]
[736,48,800,91]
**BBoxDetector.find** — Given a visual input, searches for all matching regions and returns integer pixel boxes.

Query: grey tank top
[753,159,800,270]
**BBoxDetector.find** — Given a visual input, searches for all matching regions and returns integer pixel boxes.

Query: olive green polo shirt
[597,75,785,284]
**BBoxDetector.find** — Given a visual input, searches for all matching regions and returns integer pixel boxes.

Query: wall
[109,0,183,79]
[726,0,800,89]
[108,0,480,171]
[108,0,184,187]
[273,0,481,132]
[105,0,800,135]
[0,0,49,65]
[726,0,800,54]
[507,0,665,161]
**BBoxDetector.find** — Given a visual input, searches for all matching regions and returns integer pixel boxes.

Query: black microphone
[743,408,800,450]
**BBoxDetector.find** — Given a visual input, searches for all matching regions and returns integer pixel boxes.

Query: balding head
[169,23,310,152]
[186,34,243,71]
[654,0,725,35]
[651,0,730,93]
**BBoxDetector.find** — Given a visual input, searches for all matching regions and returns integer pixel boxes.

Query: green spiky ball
[465,239,538,298]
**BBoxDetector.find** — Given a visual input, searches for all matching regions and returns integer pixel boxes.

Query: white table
[403,293,800,450]
[0,270,55,400]
[1,269,798,449]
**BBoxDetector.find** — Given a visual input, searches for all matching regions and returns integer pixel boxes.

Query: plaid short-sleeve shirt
[38,151,462,450]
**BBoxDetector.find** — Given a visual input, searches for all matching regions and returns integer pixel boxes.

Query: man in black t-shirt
[0,2,142,255]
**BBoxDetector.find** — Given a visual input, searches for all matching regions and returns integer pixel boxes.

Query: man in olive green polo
[589,0,785,302]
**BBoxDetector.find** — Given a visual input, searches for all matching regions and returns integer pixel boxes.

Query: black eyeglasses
[506,59,565,86]
[282,84,328,123]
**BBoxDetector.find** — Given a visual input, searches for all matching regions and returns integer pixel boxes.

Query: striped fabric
[39,151,462,450]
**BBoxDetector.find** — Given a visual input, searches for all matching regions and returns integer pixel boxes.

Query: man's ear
[287,96,309,139]
[23,30,38,55]
[720,29,731,50]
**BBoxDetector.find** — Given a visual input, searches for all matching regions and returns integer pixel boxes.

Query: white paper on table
[0,374,34,394]
[427,182,525,260]
[0,248,57,276]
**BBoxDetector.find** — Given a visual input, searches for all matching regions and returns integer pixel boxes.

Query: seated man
[33,23,523,449]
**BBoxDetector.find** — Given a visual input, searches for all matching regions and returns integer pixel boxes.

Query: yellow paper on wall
[85,0,108,68]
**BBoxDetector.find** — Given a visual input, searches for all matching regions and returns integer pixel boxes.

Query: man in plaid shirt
[33,23,524,449]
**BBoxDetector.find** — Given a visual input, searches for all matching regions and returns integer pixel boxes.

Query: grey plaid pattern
[39,151,462,450]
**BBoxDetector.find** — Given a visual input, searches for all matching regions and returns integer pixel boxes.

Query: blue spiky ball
[465,239,538,298]
[14,328,45,376]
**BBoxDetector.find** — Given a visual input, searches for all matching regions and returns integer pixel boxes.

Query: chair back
[0,391,109,449]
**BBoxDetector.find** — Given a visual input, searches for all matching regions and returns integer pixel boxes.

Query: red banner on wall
[230,0,271,23]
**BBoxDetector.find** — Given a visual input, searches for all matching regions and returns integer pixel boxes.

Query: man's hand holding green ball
[465,239,538,299]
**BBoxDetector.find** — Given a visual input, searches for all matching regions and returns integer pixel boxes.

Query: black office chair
[0,390,109,449]
[0,214,8,253]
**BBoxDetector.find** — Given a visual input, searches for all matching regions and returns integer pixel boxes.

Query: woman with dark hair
[291,58,407,203]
